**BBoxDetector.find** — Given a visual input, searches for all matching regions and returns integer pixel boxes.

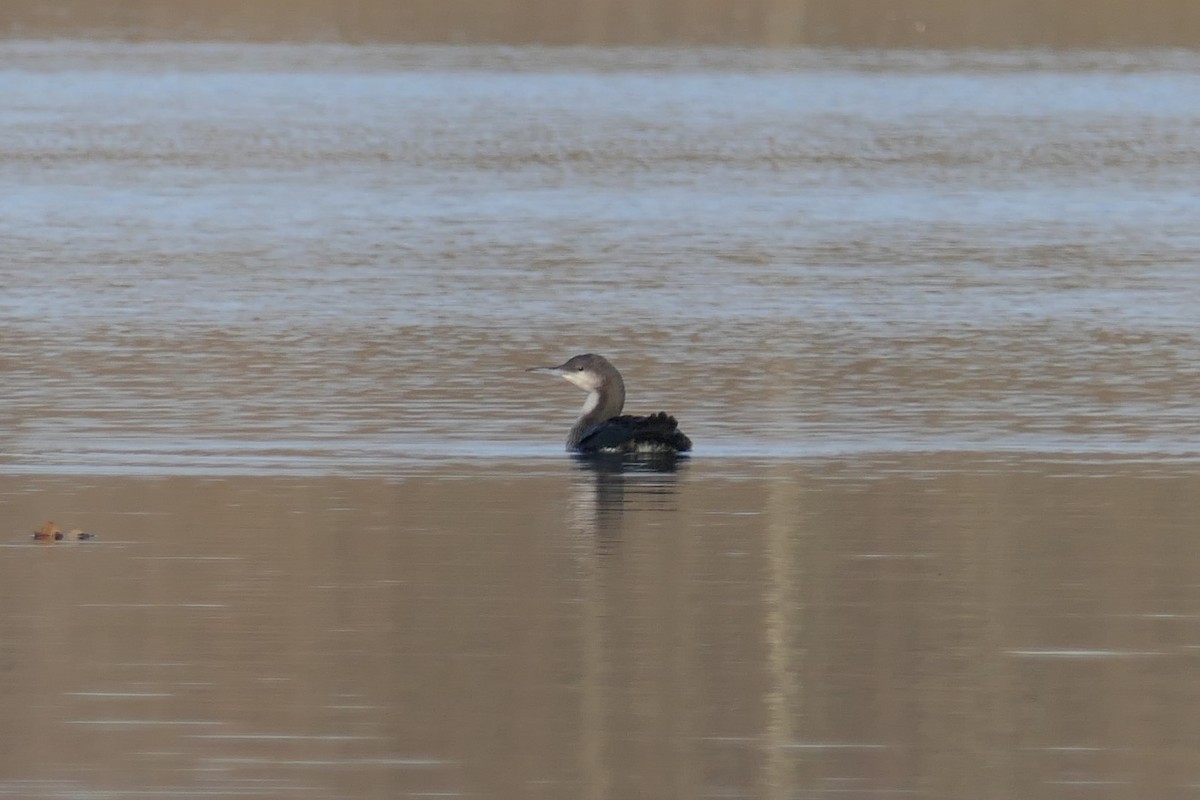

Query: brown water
[3,462,1200,798]
[2,41,1200,798]
[5,0,1200,48]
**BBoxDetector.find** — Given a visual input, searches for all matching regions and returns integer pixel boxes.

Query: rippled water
[2,42,1198,472]
[2,41,1200,799]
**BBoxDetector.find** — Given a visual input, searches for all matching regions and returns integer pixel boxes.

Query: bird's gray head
[528,354,629,441]
[527,353,622,394]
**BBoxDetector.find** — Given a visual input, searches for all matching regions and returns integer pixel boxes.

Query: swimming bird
[527,354,692,454]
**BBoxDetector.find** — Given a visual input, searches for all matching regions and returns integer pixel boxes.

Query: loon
[527,354,692,454]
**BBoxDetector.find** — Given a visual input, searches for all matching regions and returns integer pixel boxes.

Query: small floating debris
[32,520,96,542]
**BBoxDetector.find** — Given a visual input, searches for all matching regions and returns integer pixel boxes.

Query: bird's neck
[567,382,625,448]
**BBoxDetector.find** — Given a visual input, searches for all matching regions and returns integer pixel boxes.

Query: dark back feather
[577,411,692,454]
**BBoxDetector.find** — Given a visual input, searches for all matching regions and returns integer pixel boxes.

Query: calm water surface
[1,41,1199,798]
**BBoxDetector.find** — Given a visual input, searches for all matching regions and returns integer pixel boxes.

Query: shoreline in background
[3,0,1200,49]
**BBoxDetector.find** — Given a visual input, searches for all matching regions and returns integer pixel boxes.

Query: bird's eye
[576,365,584,371]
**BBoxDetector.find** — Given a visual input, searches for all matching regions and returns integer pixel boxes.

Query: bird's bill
[526,364,567,376]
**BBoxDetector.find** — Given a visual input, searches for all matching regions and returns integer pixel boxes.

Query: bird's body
[528,354,692,454]
[575,411,691,454]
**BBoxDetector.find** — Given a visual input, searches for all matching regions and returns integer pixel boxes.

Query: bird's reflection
[568,453,687,551]
[565,452,689,799]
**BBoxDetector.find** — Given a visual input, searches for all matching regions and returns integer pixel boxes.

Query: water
[1,41,1199,798]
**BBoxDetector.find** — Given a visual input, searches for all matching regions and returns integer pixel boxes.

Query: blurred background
[4,0,1200,47]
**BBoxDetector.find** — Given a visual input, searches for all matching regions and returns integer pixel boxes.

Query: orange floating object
[33,521,63,541]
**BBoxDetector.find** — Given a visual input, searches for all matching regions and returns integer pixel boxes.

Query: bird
[527,354,692,454]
